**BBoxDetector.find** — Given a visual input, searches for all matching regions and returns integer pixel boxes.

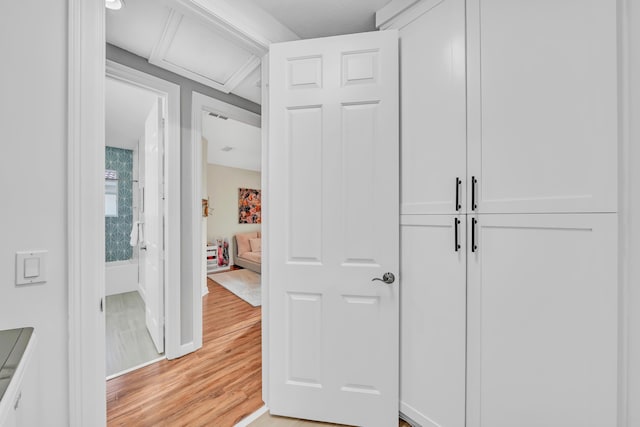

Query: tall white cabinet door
[394,0,466,215]
[400,215,466,427]
[467,0,618,214]
[467,214,618,427]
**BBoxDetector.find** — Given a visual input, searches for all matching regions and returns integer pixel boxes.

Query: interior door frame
[106,60,181,360]
[68,0,181,418]
[190,91,261,354]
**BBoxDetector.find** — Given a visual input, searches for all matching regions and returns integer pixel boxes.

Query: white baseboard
[106,355,165,381]
[234,405,268,427]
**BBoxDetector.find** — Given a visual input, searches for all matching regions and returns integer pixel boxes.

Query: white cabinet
[398,0,467,215]
[0,331,39,427]
[467,214,618,427]
[382,0,620,425]
[400,215,466,427]
[390,0,618,215]
[467,0,618,214]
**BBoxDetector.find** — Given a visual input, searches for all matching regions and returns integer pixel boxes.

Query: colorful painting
[239,188,261,224]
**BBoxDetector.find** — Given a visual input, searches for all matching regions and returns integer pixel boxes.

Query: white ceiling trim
[149,9,262,94]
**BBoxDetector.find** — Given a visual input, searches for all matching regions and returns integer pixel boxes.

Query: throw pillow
[249,238,262,253]
[236,232,257,255]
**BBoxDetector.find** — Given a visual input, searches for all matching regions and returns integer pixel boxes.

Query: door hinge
[100,297,104,313]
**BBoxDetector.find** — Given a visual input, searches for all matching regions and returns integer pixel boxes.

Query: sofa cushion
[240,251,261,263]
[249,237,262,252]
[236,232,258,255]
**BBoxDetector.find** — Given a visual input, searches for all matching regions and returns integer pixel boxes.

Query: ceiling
[106,0,392,105]
[203,112,262,171]
[248,0,391,39]
[105,77,158,150]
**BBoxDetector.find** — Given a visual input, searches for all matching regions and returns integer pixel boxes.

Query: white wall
[0,1,68,425]
[627,1,640,424]
[207,164,261,264]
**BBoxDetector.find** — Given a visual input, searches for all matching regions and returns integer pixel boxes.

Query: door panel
[467,213,618,427]
[144,98,164,354]
[400,215,466,427]
[269,30,399,427]
[467,0,617,214]
[399,0,466,215]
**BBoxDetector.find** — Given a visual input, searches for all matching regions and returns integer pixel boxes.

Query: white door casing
[144,98,165,354]
[466,213,618,427]
[268,30,400,427]
[466,0,618,214]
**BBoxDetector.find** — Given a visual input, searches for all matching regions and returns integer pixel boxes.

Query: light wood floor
[107,277,263,426]
[249,412,412,427]
[106,291,163,376]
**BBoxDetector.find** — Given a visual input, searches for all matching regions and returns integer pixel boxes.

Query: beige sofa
[233,231,261,273]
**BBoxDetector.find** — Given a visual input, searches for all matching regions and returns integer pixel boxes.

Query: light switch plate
[16,250,47,285]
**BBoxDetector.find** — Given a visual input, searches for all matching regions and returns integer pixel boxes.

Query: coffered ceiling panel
[150,10,261,93]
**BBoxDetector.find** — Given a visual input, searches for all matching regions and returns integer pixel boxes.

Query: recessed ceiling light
[105,0,124,10]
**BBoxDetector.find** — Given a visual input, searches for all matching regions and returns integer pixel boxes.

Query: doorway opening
[104,75,167,378]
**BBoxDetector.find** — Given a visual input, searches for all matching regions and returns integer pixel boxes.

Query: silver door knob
[372,272,395,284]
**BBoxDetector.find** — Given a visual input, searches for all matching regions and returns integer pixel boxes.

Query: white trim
[105,356,166,381]
[233,405,269,427]
[375,0,422,29]
[377,0,445,31]
[106,60,182,360]
[191,91,261,305]
[68,0,106,425]
[260,54,270,407]
[617,0,630,425]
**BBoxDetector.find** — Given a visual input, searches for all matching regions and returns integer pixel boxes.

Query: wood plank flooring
[107,277,263,426]
[106,291,163,377]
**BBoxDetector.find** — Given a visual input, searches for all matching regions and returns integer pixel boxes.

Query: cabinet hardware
[471,218,478,252]
[454,218,461,252]
[455,177,462,211]
[471,176,478,210]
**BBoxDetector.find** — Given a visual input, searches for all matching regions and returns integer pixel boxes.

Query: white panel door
[143,98,165,354]
[268,31,399,427]
[467,0,617,214]
[400,215,466,427]
[397,0,466,215]
[467,213,618,427]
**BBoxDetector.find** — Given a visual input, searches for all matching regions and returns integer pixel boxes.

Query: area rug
[208,269,261,306]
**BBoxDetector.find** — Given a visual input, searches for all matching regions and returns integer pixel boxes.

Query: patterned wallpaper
[105,147,134,262]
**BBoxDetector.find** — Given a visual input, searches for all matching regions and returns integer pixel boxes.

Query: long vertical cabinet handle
[454,218,461,252]
[471,176,478,211]
[455,177,462,211]
[471,218,478,252]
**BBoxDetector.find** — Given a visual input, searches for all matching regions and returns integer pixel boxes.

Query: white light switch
[24,258,40,278]
[16,250,47,285]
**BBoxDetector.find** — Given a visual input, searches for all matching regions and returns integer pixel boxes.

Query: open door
[143,98,165,354]
[268,30,399,426]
